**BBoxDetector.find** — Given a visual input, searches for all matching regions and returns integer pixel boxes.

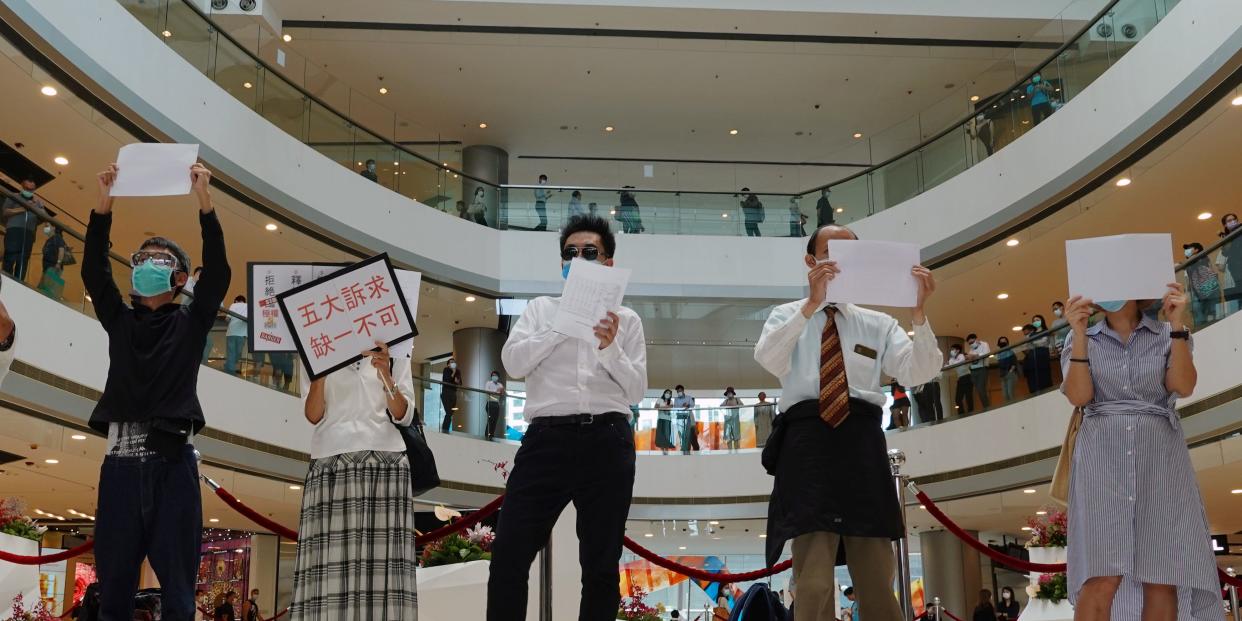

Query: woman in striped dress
[291,341,418,620]
[1060,284,1217,621]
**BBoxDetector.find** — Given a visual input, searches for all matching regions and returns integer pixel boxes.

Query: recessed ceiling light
[288,485,301,490]
[604,126,615,132]
[969,95,980,102]
[728,129,739,135]
[1012,326,1022,332]
[478,122,488,129]
[721,213,729,218]
[708,521,720,525]
[162,30,172,38]
[44,459,59,464]
[243,82,252,89]
[53,156,69,166]
[906,330,915,336]
[1231,489,1242,494]
[1021,526,1034,531]
[1197,212,1213,221]
[209,518,220,523]
[265,223,278,231]
[678,546,687,550]
[378,87,389,95]
[40,85,57,97]
[997,293,1009,300]
[1232,95,1242,106]
[465,296,476,302]
[70,434,86,440]
[852,132,863,139]
[282,33,292,42]
[1022,489,1037,494]
[393,161,399,166]
[919,505,926,510]
[643,533,654,538]
[835,207,844,213]
[758,534,767,538]
[1006,239,1020,247]
[1036,510,1047,515]
[1115,177,1132,187]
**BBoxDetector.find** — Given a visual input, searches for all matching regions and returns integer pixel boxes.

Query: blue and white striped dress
[1060,316,1218,620]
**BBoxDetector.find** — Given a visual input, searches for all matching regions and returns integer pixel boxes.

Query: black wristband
[1169,330,1190,340]
[1069,357,1090,365]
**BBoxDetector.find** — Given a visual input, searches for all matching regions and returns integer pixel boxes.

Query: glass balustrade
[0,186,301,396]
[109,0,1182,237]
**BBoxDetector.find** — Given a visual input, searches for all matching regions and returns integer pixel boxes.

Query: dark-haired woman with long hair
[996,586,1020,620]
[971,589,995,621]
[654,389,675,454]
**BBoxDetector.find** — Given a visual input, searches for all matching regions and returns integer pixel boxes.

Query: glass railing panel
[869,151,922,211]
[416,377,527,442]
[395,151,454,215]
[255,29,307,91]
[1182,232,1242,330]
[302,62,351,113]
[1057,10,1117,101]
[347,90,396,145]
[306,100,354,163]
[161,0,213,76]
[211,32,259,110]
[116,0,164,34]
[352,128,399,193]
[257,67,308,141]
[919,126,970,193]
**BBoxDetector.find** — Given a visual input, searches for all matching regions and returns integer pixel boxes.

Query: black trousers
[440,390,457,432]
[914,382,943,423]
[95,445,201,621]
[487,416,636,620]
[535,200,548,230]
[486,401,501,440]
[1030,101,1054,125]
[955,375,974,415]
[3,230,35,281]
[745,222,761,237]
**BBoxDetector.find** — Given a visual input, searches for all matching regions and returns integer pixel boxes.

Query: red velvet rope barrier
[0,540,95,565]
[415,494,506,546]
[915,488,1242,588]
[211,486,300,541]
[621,535,793,582]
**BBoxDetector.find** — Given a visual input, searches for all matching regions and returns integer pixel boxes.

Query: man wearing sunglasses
[84,161,230,621]
[488,213,648,620]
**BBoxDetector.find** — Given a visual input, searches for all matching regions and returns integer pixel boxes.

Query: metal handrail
[171,0,1122,199]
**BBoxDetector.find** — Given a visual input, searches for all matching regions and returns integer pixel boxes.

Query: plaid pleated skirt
[290,450,418,621]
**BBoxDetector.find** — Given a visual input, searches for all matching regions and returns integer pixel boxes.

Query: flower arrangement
[1025,508,1067,548]
[419,521,496,568]
[0,498,45,542]
[617,588,661,621]
[6,594,55,621]
[1027,573,1068,603]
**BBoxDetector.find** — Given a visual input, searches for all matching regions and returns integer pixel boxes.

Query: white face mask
[1053,307,1063,317]
[449,362,457,370]
[1184,248,1195,258]
[42,225,53,236]
[539,179,546,185]
[490,375,499,381]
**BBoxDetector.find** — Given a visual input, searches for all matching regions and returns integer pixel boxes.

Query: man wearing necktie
[755,225,942,621]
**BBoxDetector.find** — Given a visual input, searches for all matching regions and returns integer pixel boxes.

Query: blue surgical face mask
[490,375,499,382]
[131,262,174,297]
[1033,75,1042,83]
[19,190,33,199]
[1033,319,1043,329]
[1097,300,1126,313]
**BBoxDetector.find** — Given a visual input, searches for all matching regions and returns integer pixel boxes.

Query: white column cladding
[248,534,279,615]
[452,327,509,437]
[462,145,509,228]
[919,529,982,617]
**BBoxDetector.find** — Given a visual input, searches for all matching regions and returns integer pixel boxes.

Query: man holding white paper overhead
[755,225,942,621]
[487,213,647,620]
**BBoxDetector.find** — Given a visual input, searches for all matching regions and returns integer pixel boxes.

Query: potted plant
[1019,509,1072,621]
[417,509,498,619]
[0,499,43,613]
[419,525,494,568]
[617,588,661,621]
[4,593,54,621]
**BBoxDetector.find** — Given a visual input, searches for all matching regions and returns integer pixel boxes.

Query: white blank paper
[111,143,200,197]
[553,260,631,342]
[824,239,920,307]
[1066,234,1174,302]
[389,270,423,360]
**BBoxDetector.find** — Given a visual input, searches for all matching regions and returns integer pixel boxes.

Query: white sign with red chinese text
[276,254,417,379]
[247,263,346,352]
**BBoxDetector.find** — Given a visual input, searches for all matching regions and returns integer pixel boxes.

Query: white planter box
[0,532,41,610]
[417,560,491,620]
[1023,547,1073,621]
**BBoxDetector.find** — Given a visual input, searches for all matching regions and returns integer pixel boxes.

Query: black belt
[530,412,628,427]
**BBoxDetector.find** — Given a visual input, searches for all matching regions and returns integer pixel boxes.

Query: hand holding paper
[1065,234,1175,302]
[553,260,631,343]
[110,143,201,197]
[822,239,921,308]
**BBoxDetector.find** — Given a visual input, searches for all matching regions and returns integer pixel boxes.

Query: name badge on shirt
[854,344,878,360]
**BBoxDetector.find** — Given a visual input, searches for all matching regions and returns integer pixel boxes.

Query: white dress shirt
[299,357,416,459]
[948,352,969,376]
[968,340,991,369]
[754,300,943,408]
[485,379,504,402]
[0,327,16,385]
[501,296,647,419]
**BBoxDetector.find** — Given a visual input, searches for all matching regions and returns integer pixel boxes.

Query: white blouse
[299,358,417,459]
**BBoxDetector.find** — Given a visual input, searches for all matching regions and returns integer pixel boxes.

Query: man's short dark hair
[560,214,616,258]
[675,384,685,391]
[365,159,376,165]
[140,236,190,273]
[967,333,977,340]
[1052,300,1064,307]
[539,174,548,181]
[806,224,859,255]
[1022,323,1036,333]
[844,586,855,597]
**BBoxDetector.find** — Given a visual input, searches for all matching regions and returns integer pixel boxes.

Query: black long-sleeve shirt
[82,210,230,433]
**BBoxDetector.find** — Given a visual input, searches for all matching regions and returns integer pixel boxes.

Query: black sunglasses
[561,245,602,262]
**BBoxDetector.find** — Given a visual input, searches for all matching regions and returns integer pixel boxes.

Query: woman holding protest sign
[290,339,419,620]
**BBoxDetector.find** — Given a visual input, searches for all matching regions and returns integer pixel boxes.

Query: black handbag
[392,409,440,496]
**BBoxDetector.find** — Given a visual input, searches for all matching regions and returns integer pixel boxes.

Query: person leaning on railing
[1060,285,1217,621]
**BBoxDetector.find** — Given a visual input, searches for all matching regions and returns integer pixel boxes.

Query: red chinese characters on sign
[298,302,321,328]
[354,313,377,338]
[321,292,345,321]
[341,282,367,311]
[310,334,335,359]
[365,275,390,299]
[377,303,400,327]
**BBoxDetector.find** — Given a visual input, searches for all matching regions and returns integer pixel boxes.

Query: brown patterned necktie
[819,306,851,427]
